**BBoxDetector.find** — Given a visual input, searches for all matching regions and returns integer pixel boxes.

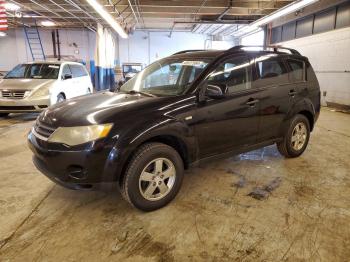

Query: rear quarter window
[287,59,305,82]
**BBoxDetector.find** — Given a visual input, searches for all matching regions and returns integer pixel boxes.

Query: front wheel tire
[277,114,310,158]
[120,142,184,211]
[0,113,9,118]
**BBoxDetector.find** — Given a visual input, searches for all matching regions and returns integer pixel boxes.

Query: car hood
[39,91,169,127]
[0,78,55,90]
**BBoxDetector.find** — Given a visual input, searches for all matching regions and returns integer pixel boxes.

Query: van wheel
[57,93,65,103]
[120,142,184,211]
[277,114,310,158]
[0,113,9,118]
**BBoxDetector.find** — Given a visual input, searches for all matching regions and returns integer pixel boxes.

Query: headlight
[31,87,49,98]
[24,91,31,98]
[48,124,113,146]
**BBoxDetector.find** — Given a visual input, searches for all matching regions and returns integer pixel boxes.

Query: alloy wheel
[291,122,307,151]
[139,158,176,201]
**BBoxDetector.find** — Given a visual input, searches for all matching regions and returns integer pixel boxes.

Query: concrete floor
[0,108,349,261]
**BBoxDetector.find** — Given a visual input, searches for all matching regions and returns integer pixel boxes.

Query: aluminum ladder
[23,21,45,61]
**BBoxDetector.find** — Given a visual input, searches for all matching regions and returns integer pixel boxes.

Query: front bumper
[27,131,118,190]
[0,96,50,112]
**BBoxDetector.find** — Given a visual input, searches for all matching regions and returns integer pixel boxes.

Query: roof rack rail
[227,45,301,55]
[172,50,207,55]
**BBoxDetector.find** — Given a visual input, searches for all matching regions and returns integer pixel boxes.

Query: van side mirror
[205,84,224,99]
[62,74,72,80]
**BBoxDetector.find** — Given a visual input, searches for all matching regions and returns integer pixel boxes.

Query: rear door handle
[246,98,259,106]
[289,89,297,97]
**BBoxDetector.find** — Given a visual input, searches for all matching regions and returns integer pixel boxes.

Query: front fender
[103,116,197,182]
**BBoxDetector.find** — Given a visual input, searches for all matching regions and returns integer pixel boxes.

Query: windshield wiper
[126,90,156,97]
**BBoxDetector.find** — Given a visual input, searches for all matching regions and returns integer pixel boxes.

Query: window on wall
[270,2,350,44]
[296,16,313,38]
[282,22,296,41]
[336,2,350,28]
[313,8,336,34]
[287,59,305,82]
[271,27,282,44]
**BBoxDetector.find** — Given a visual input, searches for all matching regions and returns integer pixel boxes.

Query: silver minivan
[0,61,93,117]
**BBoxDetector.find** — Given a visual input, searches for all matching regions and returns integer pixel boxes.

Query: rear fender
[279,98,316,137]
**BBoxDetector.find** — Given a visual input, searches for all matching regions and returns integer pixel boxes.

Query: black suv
[28,46,320,211]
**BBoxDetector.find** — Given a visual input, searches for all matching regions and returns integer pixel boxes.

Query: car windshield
[120,58,211,96]
[5,63,60,79]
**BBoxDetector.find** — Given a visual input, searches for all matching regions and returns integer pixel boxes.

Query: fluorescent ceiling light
[0,32,7,37]
[4,3,20,11]
[235,0,319,36]
[85,0,128,38]
[254,0,319,27]
[41,20,56,27]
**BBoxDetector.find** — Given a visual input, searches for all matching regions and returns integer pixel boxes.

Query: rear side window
[257,59,287,79]
[287,59,305,82]
[207,56,252,94]
[256,56,288,85]
[69,64,88,78]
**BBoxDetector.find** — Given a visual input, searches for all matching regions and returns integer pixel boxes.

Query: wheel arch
[58,92,66,99]
[298,110,314,131]
[118,134,190,186]
[283,98,316,134]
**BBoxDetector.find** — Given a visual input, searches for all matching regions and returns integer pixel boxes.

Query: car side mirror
[205,84,224,99]
[62,74,72,80]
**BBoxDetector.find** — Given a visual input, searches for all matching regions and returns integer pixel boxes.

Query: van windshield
[5,64,60,79]
[120,58,211,96]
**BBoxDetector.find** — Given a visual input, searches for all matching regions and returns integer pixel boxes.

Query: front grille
[34,119,57,139]
[1,90,27,99]
[0,106,35,110]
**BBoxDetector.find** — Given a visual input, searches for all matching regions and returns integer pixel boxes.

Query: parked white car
[0,61,93,116]
[0,71,8,79]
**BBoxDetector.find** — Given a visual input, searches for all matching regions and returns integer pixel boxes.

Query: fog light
[67,165,86,179]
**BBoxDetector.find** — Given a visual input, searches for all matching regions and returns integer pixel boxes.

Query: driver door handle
[246,98,259,106]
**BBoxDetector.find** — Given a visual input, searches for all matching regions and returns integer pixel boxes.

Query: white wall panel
[1,28,234,72]
[149,32,208,63]
[240,30,264,46]
[117,31,234,66]
[281,27,350,106]
[0,28,95,71]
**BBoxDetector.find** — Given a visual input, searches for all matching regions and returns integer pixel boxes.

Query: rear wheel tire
[0,113,9,118]
[57,93,65,103]
[120,142,184,211]
[277,114,310,158]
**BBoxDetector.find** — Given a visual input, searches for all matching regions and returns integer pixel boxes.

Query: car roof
[24,61,82,65]
[170,46,303,60]
[170,50,225,59]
